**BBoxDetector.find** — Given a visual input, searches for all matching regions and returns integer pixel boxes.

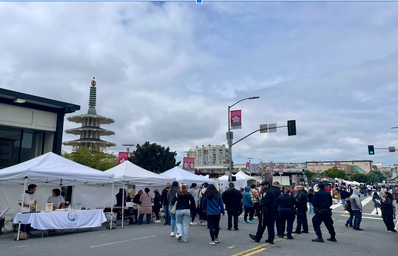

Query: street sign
[269,123,277,133]
[226,131,234,140]
[260,124,268,133]
[389,146,396,152]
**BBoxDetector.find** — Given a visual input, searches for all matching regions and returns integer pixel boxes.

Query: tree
[366,170,386,183]
[62,146,118,171]
[304,170,315,181]
[381,170,392,178]
[322,167,348,179]
[129,141,180,173]
[350,173,368,183]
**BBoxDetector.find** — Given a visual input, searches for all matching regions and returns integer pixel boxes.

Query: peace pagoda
[63,77,116,152]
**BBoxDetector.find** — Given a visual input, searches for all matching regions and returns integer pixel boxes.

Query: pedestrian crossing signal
[368,145,375,155]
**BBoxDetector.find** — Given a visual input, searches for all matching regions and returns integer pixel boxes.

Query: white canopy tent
[103,161,175,227]
[216,175,246,193]
[235,171,258,186]
[0,152,116,239]
[161,166,214,185]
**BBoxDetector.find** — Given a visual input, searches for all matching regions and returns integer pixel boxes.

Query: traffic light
[287,120,296,136]
[368,145,375,155]
[302,169,305,175]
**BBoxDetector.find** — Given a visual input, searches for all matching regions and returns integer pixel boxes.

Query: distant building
[305,160,373,174]
[0,88,80,169]
[186,144,229,166]
[63,78,116,152]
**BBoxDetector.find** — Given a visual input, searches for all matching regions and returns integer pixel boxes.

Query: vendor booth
[216,175,246,193]
[0,152,115,239]
[161,166,214,185]
[235,171,258,186]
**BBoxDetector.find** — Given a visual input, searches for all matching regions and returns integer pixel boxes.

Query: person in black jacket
[311,183,336,243]
[222,182,243,231]
[270,182,282,237]
[340,187,350,209]
[381,192,397,232]
[249,181,277,244]
[294,185,309,234]
[276,187,297,239]
[161,183,171,225]
[153,189,161,223]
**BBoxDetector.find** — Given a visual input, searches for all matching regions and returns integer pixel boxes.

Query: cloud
[1,2,398,166]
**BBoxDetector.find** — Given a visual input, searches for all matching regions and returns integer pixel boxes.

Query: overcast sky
[1,2,398,166]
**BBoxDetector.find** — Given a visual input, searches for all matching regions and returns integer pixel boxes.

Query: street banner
[183,157,189,170]
[278,165,284,172]
[270,164,275,171]
[230,110,242,130]
[118,152,135,164]
[189,158,195,170]
[335,162,340,167]
[246,162,250,170]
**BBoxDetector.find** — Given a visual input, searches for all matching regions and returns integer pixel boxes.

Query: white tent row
[216,175,246,193]
[235,171,259,186]
[161,166,214,185]
[0,152,116,238]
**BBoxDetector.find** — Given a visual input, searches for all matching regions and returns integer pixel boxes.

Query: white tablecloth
[13,209,106,230]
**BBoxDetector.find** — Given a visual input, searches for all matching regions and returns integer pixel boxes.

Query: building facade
[0,88,80,169]
[186,144,229,166]
[305,160,373,174]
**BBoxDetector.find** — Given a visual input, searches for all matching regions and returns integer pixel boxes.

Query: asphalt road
[1,196,397,256]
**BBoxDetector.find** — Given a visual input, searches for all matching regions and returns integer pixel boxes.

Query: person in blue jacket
[202,184,225,245]
[242,186,255,224]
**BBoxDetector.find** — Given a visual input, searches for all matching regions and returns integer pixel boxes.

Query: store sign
[230,110,242,130]
[118,152,135,164]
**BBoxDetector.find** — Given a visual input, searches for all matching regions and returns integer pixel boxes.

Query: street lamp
[227,97,260,182]
[122,144,135,162]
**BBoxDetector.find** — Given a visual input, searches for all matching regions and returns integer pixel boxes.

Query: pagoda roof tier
[63,138,116,147]
[65,126,115,136]
[67,114,115,125]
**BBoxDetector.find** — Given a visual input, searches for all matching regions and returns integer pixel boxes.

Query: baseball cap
[260,181,270,186]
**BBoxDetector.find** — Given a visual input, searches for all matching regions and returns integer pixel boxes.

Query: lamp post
[121,144,135,228]
[227,97,259,182]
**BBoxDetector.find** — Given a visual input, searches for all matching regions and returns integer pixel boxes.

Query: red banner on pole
[118,152,135,164]
[230,110,242,130]
[246,162,250,170]
[335,162,340,167]
[270,164,275,171]
[189,158,195,170]
[183,157,189,170]
[278,165,283,172]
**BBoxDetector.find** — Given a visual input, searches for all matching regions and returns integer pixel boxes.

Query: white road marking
[90,235,156,248]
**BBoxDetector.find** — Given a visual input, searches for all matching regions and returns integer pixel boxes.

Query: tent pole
[110,180,114,230]
[122,181,125,228]
[17,177,28,241]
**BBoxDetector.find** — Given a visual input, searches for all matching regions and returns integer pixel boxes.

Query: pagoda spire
[88,77,97,115]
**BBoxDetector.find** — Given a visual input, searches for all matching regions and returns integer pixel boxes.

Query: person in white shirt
[18,184,37,236]
[47,188,65,209]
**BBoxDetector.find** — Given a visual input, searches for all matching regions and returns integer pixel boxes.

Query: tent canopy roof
[0,152,114,186]
[161,167,214,185]
[105,161,174,185]
[235,171,257,181]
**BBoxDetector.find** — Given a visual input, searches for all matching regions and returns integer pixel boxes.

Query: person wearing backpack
[344,197,353,228]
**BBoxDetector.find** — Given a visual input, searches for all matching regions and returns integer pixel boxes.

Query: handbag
[170,193,178,214]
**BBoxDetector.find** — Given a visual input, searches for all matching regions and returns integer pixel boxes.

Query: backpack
[344,200,351,212]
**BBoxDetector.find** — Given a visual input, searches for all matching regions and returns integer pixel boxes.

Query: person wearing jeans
[222,183,242,230]
[170,184,195,242]
[161,183,171,225]
[167,181,179,236]
[202,184,225,245]
[350,189,363,230]
[242,186,255,223]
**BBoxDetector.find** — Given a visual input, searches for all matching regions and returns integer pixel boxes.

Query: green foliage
[350,173,368,183]
[366,170,386,183]
[129,141,180,173]
[304,170,315,181]
[62,146,118,171]
[322,166,348,179]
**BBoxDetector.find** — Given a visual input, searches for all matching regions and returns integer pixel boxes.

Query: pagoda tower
[63,77,116,152]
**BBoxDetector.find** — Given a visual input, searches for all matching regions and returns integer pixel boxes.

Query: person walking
[153,189,162,223]
[308,188,314,214]
[380,192,397,232]
[294,185,309,234]
[249,181,277,244]
[372,191,381,215]
[202,184,225,245]
[340,187,350,209]
[168,181,179,237]
[276,187,297,239]
[171,184,196,242]
[350,189,363,231]
[222,182,242,231]
[311,183,337,243]
[161,183,171,225]
[188,183,199,225]
[250,184,260,218]
[344,197,354,228]
[198,182,209,226]
[138,188,153,224]
[242,186,255,224]
[270,182,282,237]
